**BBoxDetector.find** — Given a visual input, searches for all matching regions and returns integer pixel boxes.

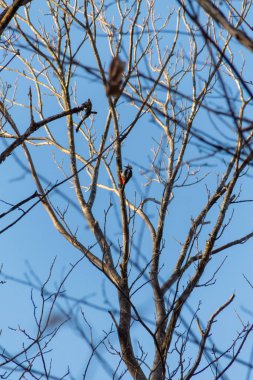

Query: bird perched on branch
[120,165,132,191]
[76,98,97,132]
[83,98,92,114]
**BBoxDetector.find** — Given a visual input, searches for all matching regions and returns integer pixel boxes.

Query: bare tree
[1,1,253,379]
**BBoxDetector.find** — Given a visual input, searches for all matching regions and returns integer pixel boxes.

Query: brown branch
[0,0,31,35]
[0,101,90,164]
[195,0,253,53]
[0,190,39,219]
[184,294,235,380]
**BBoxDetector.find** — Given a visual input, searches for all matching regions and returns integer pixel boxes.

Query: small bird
[76,98,97,132]
[82,98,92,118]
[120,165,132,191]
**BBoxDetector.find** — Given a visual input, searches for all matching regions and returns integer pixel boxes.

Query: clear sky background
[1,1,253,379]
